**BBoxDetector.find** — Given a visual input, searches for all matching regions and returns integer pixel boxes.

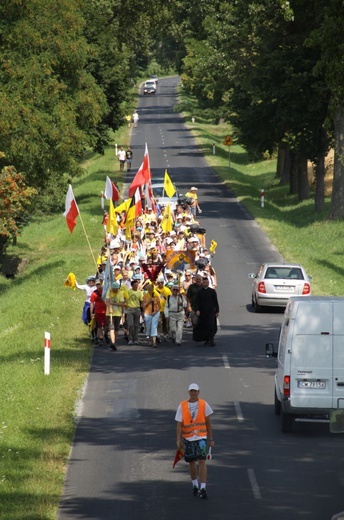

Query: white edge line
[247,468,262,499]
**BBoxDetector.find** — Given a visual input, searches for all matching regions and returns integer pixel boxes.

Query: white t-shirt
[175,399,213,441]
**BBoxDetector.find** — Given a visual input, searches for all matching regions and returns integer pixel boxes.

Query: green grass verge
[0,81,343,519]
[176,88,342,296]
[0,125,129,519]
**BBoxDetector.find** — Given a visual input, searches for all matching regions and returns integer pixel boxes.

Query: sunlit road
[58,77,344,520]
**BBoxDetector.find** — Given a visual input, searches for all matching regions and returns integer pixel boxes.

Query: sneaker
[128,341,133,345]
[192,486,199,497]
[134,341,139,345]
[176,342,181,346]
[199,488,208,499]
[109,344,117,351]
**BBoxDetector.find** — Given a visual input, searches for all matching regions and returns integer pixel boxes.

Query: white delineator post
[261,189,265,208]
[44,332,51,375]
[101,190,104,209]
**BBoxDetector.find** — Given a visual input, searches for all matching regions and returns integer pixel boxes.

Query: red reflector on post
[283,376,290,396]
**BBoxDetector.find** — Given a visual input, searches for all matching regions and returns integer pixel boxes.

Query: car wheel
[281,410,293,433]
[274,388,281,416]
[254,297,263,313]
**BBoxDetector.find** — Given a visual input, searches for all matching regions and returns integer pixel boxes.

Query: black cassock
[192,287,219,342]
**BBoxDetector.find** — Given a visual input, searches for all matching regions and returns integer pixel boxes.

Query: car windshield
[265,267,304,280]
[152,186,164,197]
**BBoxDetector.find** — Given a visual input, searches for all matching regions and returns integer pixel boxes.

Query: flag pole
[77,211,98,270]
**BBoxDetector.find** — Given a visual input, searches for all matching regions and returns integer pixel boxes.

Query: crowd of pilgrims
[74,199,218,351]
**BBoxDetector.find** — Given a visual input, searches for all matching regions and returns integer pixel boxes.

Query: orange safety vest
[181,399,207,438]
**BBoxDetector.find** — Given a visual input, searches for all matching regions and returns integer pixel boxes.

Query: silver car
[151,182,179,210]
[248,263,312,312]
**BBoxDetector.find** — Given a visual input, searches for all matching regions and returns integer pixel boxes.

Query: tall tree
[0,0,107,208]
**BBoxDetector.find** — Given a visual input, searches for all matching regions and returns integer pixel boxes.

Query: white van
[266,296,344,433]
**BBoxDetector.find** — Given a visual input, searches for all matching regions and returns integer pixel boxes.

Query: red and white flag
[105,176,120,201]
[63,184,79,233]
[128,143,151,197]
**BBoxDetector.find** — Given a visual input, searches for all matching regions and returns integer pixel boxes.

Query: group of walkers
[74,185,220,351]
[68,180,220,500]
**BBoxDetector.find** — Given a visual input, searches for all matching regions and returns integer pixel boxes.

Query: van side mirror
[265,343,277,358]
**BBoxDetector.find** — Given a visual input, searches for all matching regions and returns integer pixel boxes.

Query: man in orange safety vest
[175,383,214,499]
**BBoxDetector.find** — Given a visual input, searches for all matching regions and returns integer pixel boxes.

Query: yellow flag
[106,199,119,235]
[164,169,176,198]
[209,240,218,253]
[114,198,131,214]
[161,203,173,233]
[64,272,76,289]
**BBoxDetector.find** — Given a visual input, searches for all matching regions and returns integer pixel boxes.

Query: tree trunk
[328,104,344,220]
[276,143,286,179]
[297,154,310,201]
[289,151,298,194]
[314,153,325,213]
[279,145,291,185]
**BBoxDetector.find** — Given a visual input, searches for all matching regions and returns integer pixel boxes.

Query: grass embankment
[0,82,343,519]
[176,89,343,297]
[0,125,129,520]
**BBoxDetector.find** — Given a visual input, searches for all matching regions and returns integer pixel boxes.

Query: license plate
[275,285,294,291]
[297,380,326,389]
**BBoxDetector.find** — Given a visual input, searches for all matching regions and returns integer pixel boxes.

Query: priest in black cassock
[193,276,220,346]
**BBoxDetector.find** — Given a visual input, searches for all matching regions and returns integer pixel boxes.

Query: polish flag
[63,185,79,233]
[105,176,120,201]
[128,143,151,197]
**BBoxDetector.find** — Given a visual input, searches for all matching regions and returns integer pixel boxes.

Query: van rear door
[290,301,332,409]
[333,302,344,408]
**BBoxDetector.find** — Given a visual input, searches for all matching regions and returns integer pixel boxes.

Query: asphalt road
[58,77,344,520]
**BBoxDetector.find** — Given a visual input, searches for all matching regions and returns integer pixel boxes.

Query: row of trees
[160,0,344,218]
[0,0,167,251]
[2,0,344,254]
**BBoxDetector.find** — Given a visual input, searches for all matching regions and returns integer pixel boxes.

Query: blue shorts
[183,438,207,462]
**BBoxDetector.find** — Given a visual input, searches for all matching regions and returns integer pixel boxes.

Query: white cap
[188,383,199,391]
[190,187,198,191]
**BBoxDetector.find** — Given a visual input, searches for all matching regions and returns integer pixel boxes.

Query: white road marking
[247,468,262,499]
[222,354,230,369]
[234,401,244,422]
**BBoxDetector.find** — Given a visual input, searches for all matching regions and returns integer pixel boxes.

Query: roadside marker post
[212,142,216,155]
[44,332,51,375]
[101,190,104,209]
[261,189,265,208]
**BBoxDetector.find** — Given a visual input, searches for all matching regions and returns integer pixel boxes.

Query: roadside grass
[176,89,342,297]
[0,79,343,519]
[0,127,128,519]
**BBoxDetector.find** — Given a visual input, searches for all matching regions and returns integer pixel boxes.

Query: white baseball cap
[188,383,199,391]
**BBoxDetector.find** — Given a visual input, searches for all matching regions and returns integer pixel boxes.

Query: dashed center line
[234,401,244,422]
[222,354,230,369]
[247,468,262,499]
